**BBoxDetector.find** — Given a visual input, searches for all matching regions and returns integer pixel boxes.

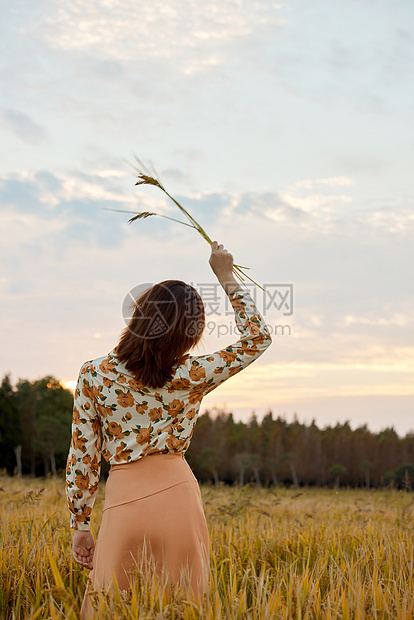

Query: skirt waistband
[103,453,197,511]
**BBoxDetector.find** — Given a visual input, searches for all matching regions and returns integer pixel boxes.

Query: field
[1,475,414,619]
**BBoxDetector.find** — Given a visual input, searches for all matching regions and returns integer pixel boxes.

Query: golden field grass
[1,475,414,619]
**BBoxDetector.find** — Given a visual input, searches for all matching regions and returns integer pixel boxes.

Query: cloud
[342,313,414,328]
[1,109,48,145]
[177,182,355,228]
[200,352,414,414]
[247,2,414,115]
[0,170,134,252]
[31,0,287,75]
[1,166,412,332]
[361,205,414,234]
[218,178,356,228]
[2,168,411,259]
[296,177,355,189]
[161,182,355,230]
[161,168,192,184]
[278,190,352,214]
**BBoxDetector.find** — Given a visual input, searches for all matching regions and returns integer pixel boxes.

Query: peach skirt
[81,453,210,618]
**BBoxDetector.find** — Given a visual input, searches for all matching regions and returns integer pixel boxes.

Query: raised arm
[181,242,272,398]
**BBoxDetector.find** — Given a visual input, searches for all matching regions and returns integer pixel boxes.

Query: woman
[66,241,272,617]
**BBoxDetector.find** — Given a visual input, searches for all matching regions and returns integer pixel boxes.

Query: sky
[1,0,413,435]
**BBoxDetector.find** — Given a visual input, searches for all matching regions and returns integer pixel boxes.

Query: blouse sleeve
[65,362,102,530]
[182,288,272,397]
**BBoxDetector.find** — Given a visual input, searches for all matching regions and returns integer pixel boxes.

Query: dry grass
[1,476,414,619]
[104,158,264,291]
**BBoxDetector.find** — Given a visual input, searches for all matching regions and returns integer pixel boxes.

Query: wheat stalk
[106,158,263,291]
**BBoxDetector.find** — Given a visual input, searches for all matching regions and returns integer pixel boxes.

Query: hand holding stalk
[209,241,244,296]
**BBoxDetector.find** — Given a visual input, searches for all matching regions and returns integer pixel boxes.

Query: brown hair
[115,280,205,389]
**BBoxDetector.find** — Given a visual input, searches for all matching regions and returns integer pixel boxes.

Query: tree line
[0,374,73,477]
[187,411,414,489]
[1,373,413,488]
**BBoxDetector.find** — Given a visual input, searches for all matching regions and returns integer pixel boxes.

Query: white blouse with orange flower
[66,288,272,530]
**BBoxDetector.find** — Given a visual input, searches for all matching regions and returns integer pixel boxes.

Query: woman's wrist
[218,274,243,296]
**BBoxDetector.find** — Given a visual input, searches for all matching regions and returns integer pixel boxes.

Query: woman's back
[67,286,272,530]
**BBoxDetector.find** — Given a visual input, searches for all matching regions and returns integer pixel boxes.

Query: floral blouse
[66,289,272,530]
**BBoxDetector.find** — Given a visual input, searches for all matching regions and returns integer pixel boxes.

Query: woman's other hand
[73,530,95,570]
